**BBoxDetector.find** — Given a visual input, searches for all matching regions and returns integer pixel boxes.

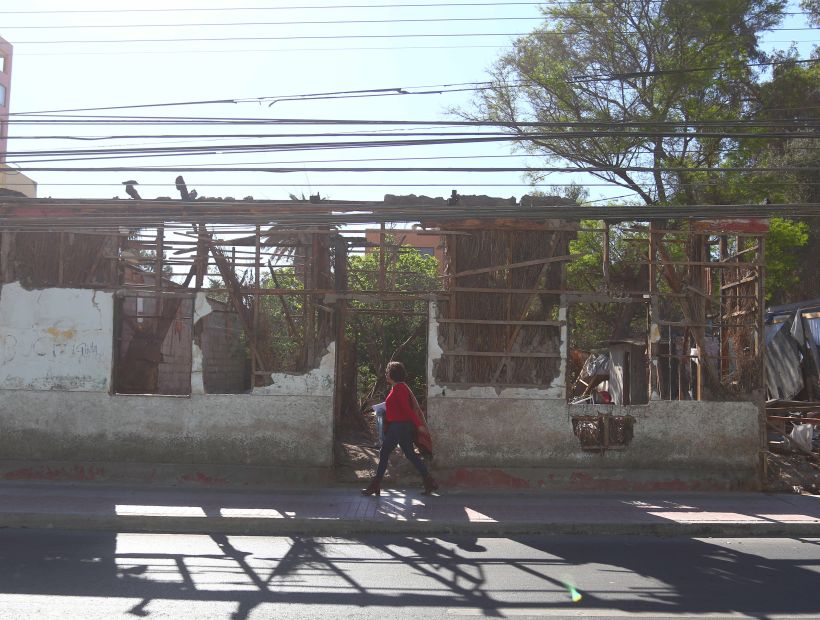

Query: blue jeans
[375,421,429,480]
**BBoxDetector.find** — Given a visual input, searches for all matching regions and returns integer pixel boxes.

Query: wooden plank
[437,318,563,326]
[491,233,562,384]
[720,244,760,261]
[767,416,820,424]
[435,382,553,389]
[453,254,574,278]
[153,225,164,293]
[442,351,562,358]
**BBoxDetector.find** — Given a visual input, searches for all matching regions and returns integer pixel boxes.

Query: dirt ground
[335,409,428,486]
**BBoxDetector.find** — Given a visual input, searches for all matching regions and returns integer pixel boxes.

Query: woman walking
[361,361,439,496]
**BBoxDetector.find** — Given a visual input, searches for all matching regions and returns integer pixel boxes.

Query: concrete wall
[428,396,761,490]
[0,390,332,467]
[0,284,334,479]
[426,300,761,490]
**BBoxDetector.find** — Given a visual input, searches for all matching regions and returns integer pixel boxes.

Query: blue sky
[1,0,816,204]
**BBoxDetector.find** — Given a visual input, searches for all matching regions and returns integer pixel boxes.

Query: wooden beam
[453,254,574,278]
[443,351,562,358]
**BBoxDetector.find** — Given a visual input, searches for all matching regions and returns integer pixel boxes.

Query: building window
[0,84,5,107]
[0,56,5,73]
[417,247,434,256]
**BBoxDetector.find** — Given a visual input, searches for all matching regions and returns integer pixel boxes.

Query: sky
[1,0,817,205]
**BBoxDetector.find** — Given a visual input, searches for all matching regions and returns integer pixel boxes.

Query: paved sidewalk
[0,482,818,537]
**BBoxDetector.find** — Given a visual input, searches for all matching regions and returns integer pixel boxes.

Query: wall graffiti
[32,335,100,359]
[0,284,115,392]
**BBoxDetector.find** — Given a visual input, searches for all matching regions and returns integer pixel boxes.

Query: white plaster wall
[253,342,335,396]
[0,283,113,391]
[190,293,213,395]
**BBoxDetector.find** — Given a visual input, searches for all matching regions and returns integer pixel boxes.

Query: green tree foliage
[468,0,785,206]
[470,0,818,303]
[765,217,810,301]
[347,241,439,404]
[739,57,818,302]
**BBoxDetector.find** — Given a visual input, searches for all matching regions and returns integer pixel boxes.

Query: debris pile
[766,399,820,494]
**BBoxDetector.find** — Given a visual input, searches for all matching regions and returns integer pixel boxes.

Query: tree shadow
[0,529,817,618]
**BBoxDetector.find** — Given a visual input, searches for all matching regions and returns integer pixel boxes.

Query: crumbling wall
[0,284,334,471]
[199,303,249,394]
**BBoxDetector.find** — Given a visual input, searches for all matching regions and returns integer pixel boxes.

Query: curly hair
[385,361,407,383]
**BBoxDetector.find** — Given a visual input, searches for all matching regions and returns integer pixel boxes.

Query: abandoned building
[0,193,817,490]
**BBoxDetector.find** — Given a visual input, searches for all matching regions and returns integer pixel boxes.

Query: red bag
[405,384,434,458]
[415,424,434,458]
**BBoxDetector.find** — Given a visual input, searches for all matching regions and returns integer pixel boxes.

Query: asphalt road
[0,530,817,619]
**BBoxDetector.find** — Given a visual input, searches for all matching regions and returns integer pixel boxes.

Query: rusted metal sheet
[692,218,770,233]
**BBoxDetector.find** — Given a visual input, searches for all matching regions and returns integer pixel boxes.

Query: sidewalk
[0,482,818,537]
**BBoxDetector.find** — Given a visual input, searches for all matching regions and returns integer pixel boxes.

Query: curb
[2,513,818,538]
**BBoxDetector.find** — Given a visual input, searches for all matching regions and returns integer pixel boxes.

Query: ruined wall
[426,301,761,490]
[0,284,334,473]
[0,283,113,391]
[199,302,248,394]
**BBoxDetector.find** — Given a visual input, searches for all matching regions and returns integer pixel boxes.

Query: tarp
[765,321,804,400]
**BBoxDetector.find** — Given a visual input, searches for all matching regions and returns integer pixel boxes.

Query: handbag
[406,384,434,458]
[415,424,434,458]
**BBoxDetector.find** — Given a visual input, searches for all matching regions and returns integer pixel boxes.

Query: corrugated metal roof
[765,322,804,400]
[805,314,820,348]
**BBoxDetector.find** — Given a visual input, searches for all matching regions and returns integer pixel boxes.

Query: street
[0,530,817,619]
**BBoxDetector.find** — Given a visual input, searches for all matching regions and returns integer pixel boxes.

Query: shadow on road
[0,529,817,618]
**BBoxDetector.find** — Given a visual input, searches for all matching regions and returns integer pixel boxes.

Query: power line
[13,39,815,57]
[0,2,547,14]
[8,112,820,127]
[0,16,544,30]
[5,129,819,154]
[6,32,532,45]
[9,123,819,141]
[8,164,819,174]
[9,27,816,45]
[0,2,810,16]
[10,56,819,116]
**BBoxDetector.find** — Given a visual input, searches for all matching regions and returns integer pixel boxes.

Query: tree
[467,1,794,398]
[347,241,440,405]
[732,53,819,302]
[467,0,786,206]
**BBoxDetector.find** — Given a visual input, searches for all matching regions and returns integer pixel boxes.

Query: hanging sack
[406,384,434,458]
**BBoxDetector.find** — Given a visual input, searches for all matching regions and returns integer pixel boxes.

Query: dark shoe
[361,476,382,496]
[422,475,439,495]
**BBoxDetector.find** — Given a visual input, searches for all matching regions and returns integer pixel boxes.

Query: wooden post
[603,221,611,289]
[253,224,261,381]
[0,232,14,282]
[648,221,660,400]
[195,225,206,290]
[719,235,728,379]
[155,225,164,293]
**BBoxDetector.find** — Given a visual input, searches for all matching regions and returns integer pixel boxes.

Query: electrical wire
[0,16,545,30]
[7,164,818,174]
[13,40,816,57]
[0,2,810,15]
[0,2,548,14]
[10,27,816,46]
